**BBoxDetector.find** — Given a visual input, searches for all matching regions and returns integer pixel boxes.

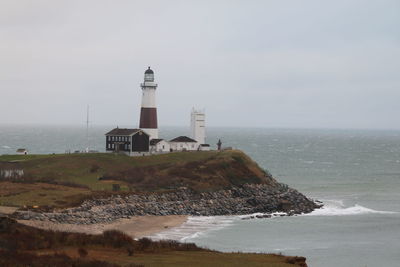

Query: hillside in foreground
[0,216,308,267]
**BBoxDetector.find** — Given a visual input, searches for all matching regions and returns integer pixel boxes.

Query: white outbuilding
[150,139,171,153]
[169,136,199,151]
[16,148,28,155]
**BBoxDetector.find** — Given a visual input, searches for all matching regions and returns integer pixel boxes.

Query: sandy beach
[18,215,188,239]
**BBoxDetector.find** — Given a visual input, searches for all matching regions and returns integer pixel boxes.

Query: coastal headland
[0,150,318,266]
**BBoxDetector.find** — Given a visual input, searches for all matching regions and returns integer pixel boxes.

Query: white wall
[170,141,199,151]
[141,87,157,108]
[150,140,170,153]
[191,109,206,144]
[142,128,158,140]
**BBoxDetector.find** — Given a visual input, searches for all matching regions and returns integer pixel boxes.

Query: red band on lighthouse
[139,107,158,129]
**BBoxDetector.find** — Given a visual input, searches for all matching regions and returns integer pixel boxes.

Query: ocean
[1,125,399,267]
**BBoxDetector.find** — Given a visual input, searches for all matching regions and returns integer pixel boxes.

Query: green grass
[0,182,91,208]
[0,150,271,208]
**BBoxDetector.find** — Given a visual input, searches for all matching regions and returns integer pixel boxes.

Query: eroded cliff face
[13,183,320,224]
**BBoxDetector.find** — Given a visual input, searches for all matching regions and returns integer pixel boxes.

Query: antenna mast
[86,105,89,152]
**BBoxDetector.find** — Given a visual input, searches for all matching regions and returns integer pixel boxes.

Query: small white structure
[150,139,170,153]
[190,108,206,144]
[199,144,211,151]
[16,148,28,155]
[169,136,199,151]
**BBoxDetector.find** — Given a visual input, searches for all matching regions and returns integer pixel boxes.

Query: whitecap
[147,216,236,241]
[2,145,11,149]
[305,200,397,216]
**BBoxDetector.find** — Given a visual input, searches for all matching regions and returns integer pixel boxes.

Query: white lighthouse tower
[139,67,158,139]
[190,108,206,144]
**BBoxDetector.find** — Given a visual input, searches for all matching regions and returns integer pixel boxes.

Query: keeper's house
[105,128,149,155]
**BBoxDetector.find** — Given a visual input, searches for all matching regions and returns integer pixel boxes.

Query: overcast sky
[1,0,399,129]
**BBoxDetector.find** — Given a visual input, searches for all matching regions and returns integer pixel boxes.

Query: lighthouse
[139,67,158,140]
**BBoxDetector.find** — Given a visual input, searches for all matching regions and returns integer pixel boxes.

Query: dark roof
[145,67,154,74]
[16,148,27,152]
[150,139,164,145]
[170,136,197,143]
[105,128,142,136]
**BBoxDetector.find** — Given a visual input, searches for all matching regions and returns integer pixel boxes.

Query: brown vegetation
[101,150,273,192]
[0,216,307,267]
[0,150,276,209]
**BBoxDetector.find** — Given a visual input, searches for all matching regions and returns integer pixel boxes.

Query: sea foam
[305,199,397,216]
[147,200,397,241]
[148,216,236,241]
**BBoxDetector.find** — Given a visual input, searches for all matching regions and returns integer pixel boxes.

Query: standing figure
[217,139,222,151]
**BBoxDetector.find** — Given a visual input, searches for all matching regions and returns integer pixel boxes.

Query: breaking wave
[147,200,397,241]
[147,216,236,241]
[306,199,397,216]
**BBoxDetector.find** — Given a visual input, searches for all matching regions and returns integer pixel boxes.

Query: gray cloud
[0,0,399,129]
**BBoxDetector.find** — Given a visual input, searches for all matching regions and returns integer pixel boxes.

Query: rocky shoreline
[12,183,321,225]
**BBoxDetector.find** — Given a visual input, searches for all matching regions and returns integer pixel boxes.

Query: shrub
[126,245,134,256]
[137,237,152,250]
[102,230,134,248]
[232,155,245,164]
[77,247,88,258]
[90,164,100,173]
[112,184,121,192]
